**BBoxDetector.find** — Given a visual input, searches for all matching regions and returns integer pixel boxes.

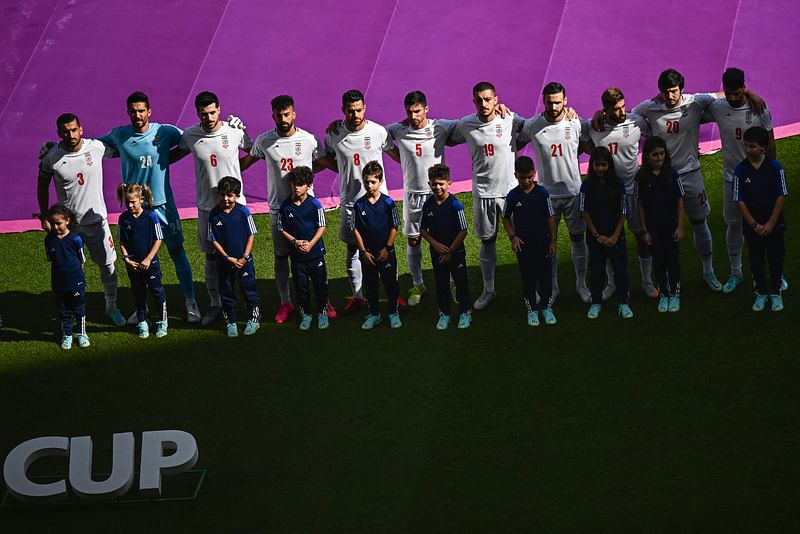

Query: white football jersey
[519,115,582,198]
[39,139,113,225]
[706,99,773,182]
[180,123,252,211]
[324,120,392,206]
[581,114,649,193]
[387,118,458,194]
[633,93,716,174]
[250,127,323,210]
[449,112,523,198]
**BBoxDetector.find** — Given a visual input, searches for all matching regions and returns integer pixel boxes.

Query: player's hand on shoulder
[746,91,766,115]
[564,107,578,120]
[591,110,604,132]
[326,120,342,135]
[497,103,512,118]
[39,141,57,160]
[227,115,246,130]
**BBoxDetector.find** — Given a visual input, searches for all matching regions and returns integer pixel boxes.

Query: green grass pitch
[0,137,797,531]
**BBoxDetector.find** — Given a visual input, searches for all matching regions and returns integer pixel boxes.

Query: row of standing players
[37,67,787,348]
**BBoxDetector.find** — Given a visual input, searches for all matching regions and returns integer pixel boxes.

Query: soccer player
[518,82,590,303]
[38,113,126,326]
[176,91,253,326]
[351,161,402,329]
[632,69,722,291]
[322,89,397,314]
[208,176,261,337]
[705,67,776,293]
[385,91,459,307]
[582,87,657,298]
[99,92,201,324]
[734,126,787,312]
[448,81,524,309]
[239,95,336,323]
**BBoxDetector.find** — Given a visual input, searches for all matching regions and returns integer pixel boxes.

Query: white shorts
[403,191,430,238]
[472,197,505,241]
[551,195,585,236]
[79,219,117,266]
[338,204,356,245]
[196,209,215,254]
[723,180,741,226]
[679,169,711,220]
[270,211,290,257]
[625,193,644,235]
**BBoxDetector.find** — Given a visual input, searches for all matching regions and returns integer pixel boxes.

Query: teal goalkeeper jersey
[99,122,182,207]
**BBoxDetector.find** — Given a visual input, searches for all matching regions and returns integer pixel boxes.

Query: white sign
[3,430,198,503]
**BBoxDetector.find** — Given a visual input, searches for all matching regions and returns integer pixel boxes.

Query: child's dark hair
[428,163,450,181]
[586,146,622,213]
[217,176,242,196]
[116,183,154,207]
[287,166,314,186]
[515,156,536,175]
[638,136,674,189]
[46,204,77,228]
[743,126,769,148]
[362,160,384,181]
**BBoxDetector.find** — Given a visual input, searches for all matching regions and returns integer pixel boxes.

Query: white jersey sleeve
[522,115,583,198]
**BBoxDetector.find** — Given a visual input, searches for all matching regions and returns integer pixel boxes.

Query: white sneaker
[186,299,201,323]
[576,283,591,303]
[473,290,495,310]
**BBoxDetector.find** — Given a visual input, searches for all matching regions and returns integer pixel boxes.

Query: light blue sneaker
[752,294,767,312]
[60,335,73,350]
[226,322,238,337]
[722,274,743,294]
[770,294,784,312]
[75,334,90,348]
[299,313,313,330]
[361,314,382,330]
[436,312,450,330]
[618,303,634,319]
[243,320,259,335]
[317,312,329,330]
[388,313,402,328]
[457,311,472,329]
[668,296,680,313]
[657,295,670,313]
[527,310,539,326]
[541,307,557,325]
[704,271,723,292]
[155,320,168,338]
[137,321,150,339]
[587,304,601,319]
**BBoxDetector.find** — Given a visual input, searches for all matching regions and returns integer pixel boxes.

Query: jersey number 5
[415,143,423,157]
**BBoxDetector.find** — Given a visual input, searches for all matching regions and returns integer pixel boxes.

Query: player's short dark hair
[217,176,241,196]
[126,91,150,108]
[271,95,294,112]
[428,163,451,182]
[195,91,219,110]
[542,82,566,96]
[658,68,685,91]
[514,156,535,175]
[404,91,427,107]
[472,81,496,95]
[362,161,384,181]
[342,90,365,106]
[743,126,769,148]
[56,113,80,129]
[287,166,315,186]
[46,204,77,228]
[601,87,625,109]
[722,67,745,90]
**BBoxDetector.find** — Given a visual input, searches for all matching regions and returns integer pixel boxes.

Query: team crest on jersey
[680,105,689,117]
[84,153,94,167]
[294,142,302,156]
[495,124,503,138]
[564,127,572,141]
[424,126,433,138]
[622,125,630,138]
[745,110,753,124]
[364,136,372,150]
[222,135,230,149]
